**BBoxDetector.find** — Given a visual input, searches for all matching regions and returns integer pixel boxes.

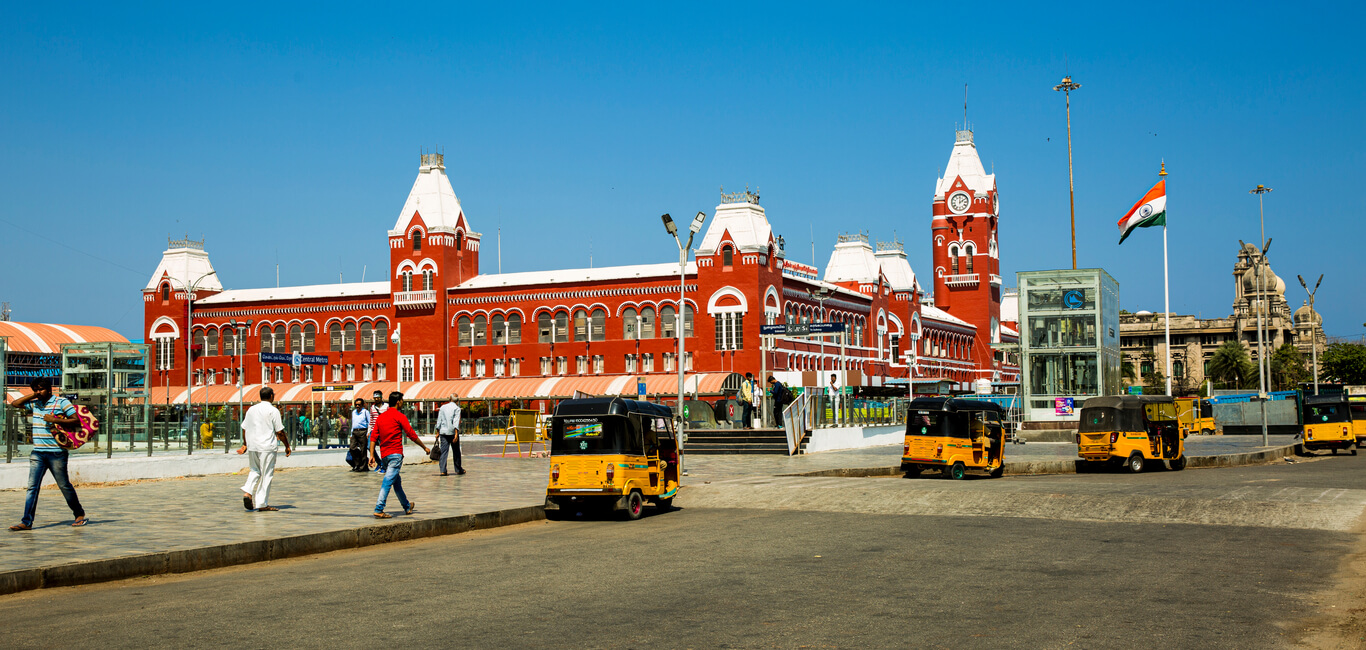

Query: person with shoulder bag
[7,378,87,530]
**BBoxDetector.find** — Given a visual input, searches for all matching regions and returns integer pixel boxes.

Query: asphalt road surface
[4,453,1366,649]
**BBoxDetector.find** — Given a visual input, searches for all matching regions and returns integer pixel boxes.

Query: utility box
[1017,269,1121,422]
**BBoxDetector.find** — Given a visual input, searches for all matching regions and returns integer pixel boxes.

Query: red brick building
[144,130,1017,406]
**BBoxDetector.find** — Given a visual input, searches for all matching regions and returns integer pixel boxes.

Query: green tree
[1140,350,1166,395]
[1270,343,1309,391]
[1320,342,1366,385]
[1121,359,1137,386]
[1208,341,1257,390]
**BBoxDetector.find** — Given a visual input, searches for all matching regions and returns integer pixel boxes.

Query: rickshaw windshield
[1078,407,1136,433]
[1306,404,1351,424]
[906,411,969,438]
[551,416,638,454]
[1144,402,1179,423]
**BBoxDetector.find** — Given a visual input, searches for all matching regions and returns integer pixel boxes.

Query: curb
[0,504,544,597]
[783,444,1300,478]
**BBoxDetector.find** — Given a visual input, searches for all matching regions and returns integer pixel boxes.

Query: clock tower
[930,128,1002,363]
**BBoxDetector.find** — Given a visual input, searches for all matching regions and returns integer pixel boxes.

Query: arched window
[358,322,372,350]
[722,246,734,267]
[371,321,386,351]
[949,244,960,275]
[456,232,464,252]
[538,313,553,343]
[684,305,695,337]
[458,316,472,346]
[573,309,588,342]
[205,328,218,356]
[402,271,413,292]
[591,308,606,341]
[258,328,269,354]
[303,324,317,352]
[640,307,656,339]
[273,325,286,353]
[422,269,434,291]
[222,327,237,357]
[161,283,170,301]
[473,315,487,345]
[411,230,422,252]
[343,323,356,351]
[193,330,206,357]
[507,313,522,344]
[623,308,638,339]
[491,315,506,344]
[965,244,975,273]
[661,305,677,338]
[554,312,570,343]
[290,325,302,352]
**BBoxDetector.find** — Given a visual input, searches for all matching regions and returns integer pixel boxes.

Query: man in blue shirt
[7,378,87,530]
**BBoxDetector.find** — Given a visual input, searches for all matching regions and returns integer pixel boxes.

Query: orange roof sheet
[0,321,129,354]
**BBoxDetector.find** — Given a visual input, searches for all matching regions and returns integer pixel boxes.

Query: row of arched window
[191,321,393,357]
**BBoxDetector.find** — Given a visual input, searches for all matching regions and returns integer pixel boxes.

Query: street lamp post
[661,212,706,451]
[1250,184,1273,446]
[1298,274,1323,396]
[1054,76,1081,270]
[184,270,217,455]
[807,287,833,426]
[228,319,252,453]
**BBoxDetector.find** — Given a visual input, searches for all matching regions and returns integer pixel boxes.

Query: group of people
[735,373,795,428]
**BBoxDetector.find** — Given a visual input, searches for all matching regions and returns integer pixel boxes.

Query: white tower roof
[145,238,222,292]
[390,153,470,236]
[873,241,917,292]
[823,234,881,284]
[935,130,995,196]
[696,189,773,255]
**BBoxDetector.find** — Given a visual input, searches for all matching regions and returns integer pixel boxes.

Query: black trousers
[348,431,369,471]
[438,435,463,474]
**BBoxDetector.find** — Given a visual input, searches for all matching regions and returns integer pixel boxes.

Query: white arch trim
[150,316,180,339]
[706,286,749,314]
[395,260,418,276]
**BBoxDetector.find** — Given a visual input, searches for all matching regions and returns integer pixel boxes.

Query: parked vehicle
[544,398,681,520]
[1077,395,1186,472]
[1175,397,1216,436]
[1301,393,1357,455]
[900,397,1005,479]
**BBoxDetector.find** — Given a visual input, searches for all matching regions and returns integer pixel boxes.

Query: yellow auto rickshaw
[1351,397,1366,449]
[1302,393,1357,455]
[544,397,681,520]
[1077,395,1186,472]
[900,397,1006,479]
[1175,397,1216,436]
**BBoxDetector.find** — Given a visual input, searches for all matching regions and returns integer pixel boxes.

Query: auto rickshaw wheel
[988,464,1004,478]
[1169,454,1187,471]
[904,465,922,478]
[947,462,966,480]
[654,497,674,510]
[623,491,645,521]
[1126,453,1145,473]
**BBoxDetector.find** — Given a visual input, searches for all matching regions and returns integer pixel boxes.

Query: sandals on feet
[71,517,89,527]
[243,494,255,511]
[9,524,32,531]
[373,512,392,519]
[256,506,279,512]
[404,502,417,515]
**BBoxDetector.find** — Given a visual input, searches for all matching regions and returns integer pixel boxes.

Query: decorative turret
[930,128,1001,342]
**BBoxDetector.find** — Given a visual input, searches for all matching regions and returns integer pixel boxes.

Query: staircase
[683,428,807,454]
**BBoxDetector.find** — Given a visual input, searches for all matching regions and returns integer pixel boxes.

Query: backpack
[51,404,100,450]
[772,382,790,405]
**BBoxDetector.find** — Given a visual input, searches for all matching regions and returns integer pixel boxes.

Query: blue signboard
[808,322,847,334]
[759,324,787,335]
[637,380,647,398]
[261,352,328,366]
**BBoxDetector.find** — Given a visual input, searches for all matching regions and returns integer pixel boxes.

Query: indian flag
[1117,179,1166,244]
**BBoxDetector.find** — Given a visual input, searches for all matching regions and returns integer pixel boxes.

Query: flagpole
[1160,162,1171,397]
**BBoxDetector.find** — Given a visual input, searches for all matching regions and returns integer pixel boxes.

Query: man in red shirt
[368,391,430,518]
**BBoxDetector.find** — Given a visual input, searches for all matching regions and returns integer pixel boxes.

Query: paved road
[2,452,1363,648]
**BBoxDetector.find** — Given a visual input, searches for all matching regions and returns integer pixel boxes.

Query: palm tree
[1208,341,1256,390]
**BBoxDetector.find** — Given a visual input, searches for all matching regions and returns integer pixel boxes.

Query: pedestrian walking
[767,376,790,427]
[367,390,387,472]
[826,373,841,424]
[314,412,330,449]
[435,394,464,476]
[348,398,371,472]
[739,373,756,429]
[369,391,430,518]
[7,378,87,530]
[296,413,311,447]
[236,386,291,512]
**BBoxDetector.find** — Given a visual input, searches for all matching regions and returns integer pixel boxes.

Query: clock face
[949,192,971,214]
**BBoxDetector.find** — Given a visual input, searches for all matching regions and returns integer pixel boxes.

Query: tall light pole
[1298,274,1323,395]
[228,318,252,452]
[662,211,705,451]
[1054,76,1081,270]
[184,270,216,454]
[1250,184,1273,446]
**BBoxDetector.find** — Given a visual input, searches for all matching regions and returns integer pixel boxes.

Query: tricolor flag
[1117,179,1166,244]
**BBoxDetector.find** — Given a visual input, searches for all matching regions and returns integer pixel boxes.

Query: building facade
[144,131,1018,400]
[1119,242,1326,392]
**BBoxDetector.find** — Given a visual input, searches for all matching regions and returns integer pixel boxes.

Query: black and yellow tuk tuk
[900,397,1006,479]
[1302,393,1357,455]
[544,398,681,520]
[1077,395,1186,471]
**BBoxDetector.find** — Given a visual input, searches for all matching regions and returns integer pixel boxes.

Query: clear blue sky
[2,2,1362,340]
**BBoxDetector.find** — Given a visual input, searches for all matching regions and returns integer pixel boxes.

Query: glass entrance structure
[1017,269,1121,422]
[61,342,152,457]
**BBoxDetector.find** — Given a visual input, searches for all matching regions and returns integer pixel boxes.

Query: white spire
[146,237,221,292]
[935,130,995,197]
[390,152,472,236]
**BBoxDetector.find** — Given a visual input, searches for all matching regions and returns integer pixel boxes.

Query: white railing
[944,273,980,287]
[989,274,1003,286]
[393,290,437,307]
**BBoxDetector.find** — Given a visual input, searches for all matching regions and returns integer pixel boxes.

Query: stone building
[1119,242,1325,391]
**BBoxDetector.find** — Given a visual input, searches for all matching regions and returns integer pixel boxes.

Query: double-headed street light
[184,270,217,454]
[1298,274,1323,395]
[661,211,706,454]
[1250,184,1273,446]
[227,318,252,453]
[1054,75,1081,270]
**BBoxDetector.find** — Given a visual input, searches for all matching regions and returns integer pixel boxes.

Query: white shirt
[242,401,285,452]
[436,401,462,436]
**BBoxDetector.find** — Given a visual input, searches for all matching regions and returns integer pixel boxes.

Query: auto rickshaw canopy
[1079,395,1178,433]
[550,397,674,455]
[906,397,1004,439]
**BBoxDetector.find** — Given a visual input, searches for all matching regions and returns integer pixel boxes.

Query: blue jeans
[374,454,410,513]
[22,450,85,527]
